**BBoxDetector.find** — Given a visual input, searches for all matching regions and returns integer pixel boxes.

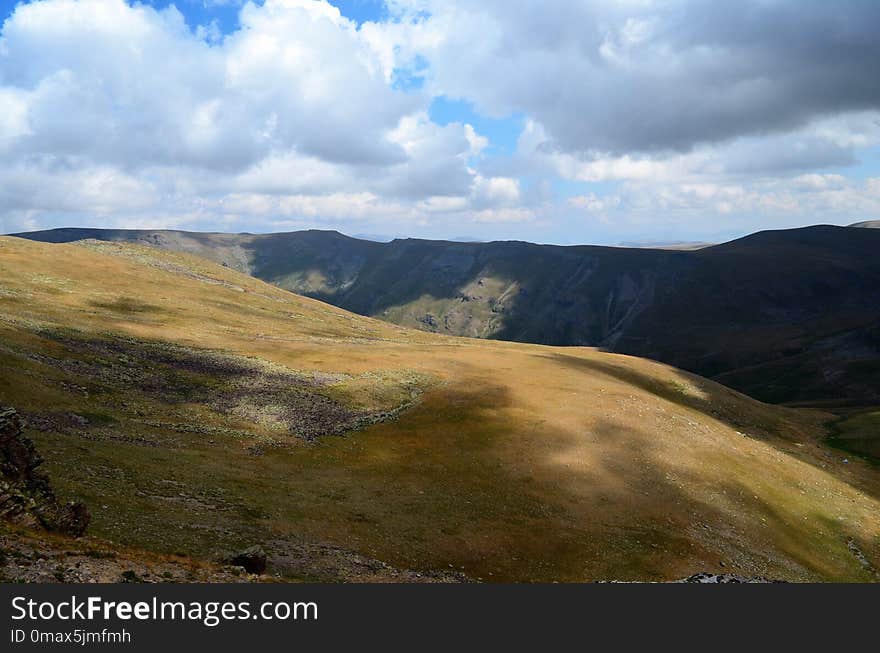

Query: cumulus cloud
[1,0,880,242]
[386,0,880,155]
[0,0,509,235]
[0,0,422,169]
[513,112,880,184]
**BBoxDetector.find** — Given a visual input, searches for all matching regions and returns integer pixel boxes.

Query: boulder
[226,545,267,575]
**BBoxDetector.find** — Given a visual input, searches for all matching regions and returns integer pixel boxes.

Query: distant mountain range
[16,224,880,407]
[850,220,880,229]
[617,240,714,250]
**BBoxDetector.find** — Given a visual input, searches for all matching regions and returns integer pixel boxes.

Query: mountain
[16,225,880,407]
[2,235,879,581]
[850,220,880,228]
[618,240,714,250]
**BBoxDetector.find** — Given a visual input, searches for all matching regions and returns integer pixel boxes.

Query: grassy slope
[17,226,880,408]
[829,410,880,460]
[1,236,879,581]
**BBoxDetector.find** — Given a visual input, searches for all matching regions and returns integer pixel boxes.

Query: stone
[227,545,267,575]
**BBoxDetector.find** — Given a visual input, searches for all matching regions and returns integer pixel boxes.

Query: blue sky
[1,0,879,244]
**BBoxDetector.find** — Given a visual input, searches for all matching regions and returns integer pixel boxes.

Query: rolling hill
[17,225,880,407]
[1,236,879,581]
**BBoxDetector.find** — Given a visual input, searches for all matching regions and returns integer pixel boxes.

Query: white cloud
[0,0,512,235]
[1,0,879,242]
[464,124,488,156]
[0,158,156,214]
[0,88,30,149]
[471,175,521,208]
[563,176,880,238]
[568,193,621,213]
[383,0,880,155]
[471,207,534,224]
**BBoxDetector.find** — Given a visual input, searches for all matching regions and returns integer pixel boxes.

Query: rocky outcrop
[0,407,89,536]
[225,545,268,575]
[675,572,780,583]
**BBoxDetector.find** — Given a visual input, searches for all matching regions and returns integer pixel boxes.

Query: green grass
[828,410,880,462]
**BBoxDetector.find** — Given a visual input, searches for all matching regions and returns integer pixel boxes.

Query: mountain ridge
[14,224,880,407]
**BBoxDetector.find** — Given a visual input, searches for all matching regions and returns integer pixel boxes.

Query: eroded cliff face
[0,407,89,537]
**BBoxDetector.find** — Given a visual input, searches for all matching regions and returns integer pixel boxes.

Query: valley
[2,236,879,582]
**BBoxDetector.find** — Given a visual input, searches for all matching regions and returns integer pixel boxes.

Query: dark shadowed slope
[15,225,880,406]
[620,227,880,407]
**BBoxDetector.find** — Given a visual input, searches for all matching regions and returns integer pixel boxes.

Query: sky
[1,0,879,245]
